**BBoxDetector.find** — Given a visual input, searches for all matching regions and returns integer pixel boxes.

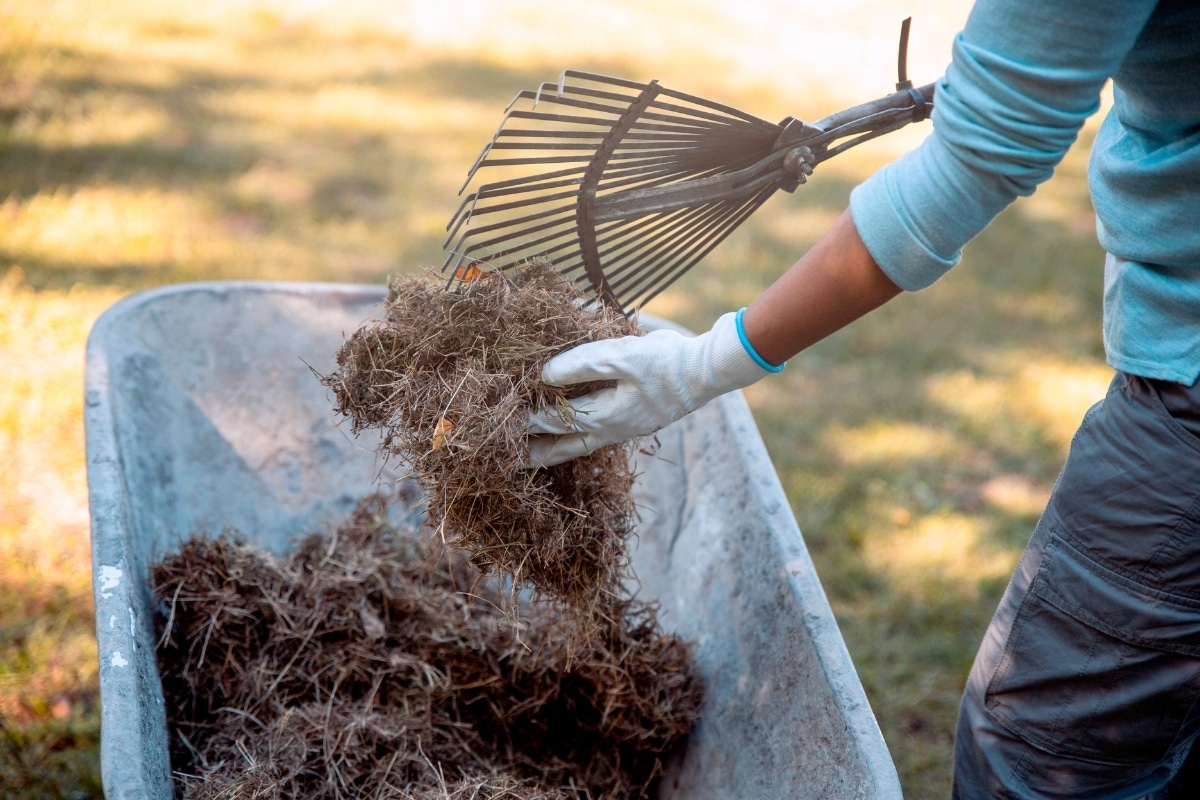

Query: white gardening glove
[528,310,783,467]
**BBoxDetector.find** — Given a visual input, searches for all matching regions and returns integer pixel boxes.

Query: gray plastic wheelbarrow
[84,281,901,799]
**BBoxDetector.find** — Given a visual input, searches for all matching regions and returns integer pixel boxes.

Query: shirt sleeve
[849,0,1158,291]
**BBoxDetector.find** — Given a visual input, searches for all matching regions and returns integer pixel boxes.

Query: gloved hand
[528,309,783,467]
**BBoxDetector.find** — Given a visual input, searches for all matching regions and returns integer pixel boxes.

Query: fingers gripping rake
[443,19,935,315]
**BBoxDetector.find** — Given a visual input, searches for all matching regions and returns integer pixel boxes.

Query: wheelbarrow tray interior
[84,281,900,799]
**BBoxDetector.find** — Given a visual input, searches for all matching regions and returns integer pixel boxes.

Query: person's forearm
[742,208,901,366]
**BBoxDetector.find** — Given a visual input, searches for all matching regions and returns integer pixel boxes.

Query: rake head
[444,31,934,315]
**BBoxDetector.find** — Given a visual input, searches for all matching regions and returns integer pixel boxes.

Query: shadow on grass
[1,712,102,800]
[0,25,649,293]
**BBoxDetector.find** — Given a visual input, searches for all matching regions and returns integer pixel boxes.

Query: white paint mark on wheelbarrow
[111,651,129,668]
[99,565,123,599]
[109,614,118,630]
[784,557,810,578]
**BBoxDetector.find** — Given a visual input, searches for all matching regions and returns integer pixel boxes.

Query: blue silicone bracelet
[735,308,785,373]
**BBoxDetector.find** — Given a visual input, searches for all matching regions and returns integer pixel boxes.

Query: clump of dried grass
[154,499,703,800]
[318,261,640,609]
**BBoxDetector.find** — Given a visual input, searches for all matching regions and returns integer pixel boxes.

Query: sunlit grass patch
[1,269,115,798]
[865,512,1021,601]
[1019,360,1113,447]
[830,421,964,467]
[1,187,209,272]
[925,359,1113,456]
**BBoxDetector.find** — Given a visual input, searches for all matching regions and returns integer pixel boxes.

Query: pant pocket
[985,532,1200,766]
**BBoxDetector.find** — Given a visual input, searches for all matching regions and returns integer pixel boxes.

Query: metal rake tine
[459,182,581,216]
[618,191,774,309]
[549,81,657,109]
[596,158,741,191]
[593,145,760,193]
[443,189,579,248]
[444,216,574,267]
[588,167,737,211]
[622,126,777,152]
[459,173,583,207]
[595,157,693,180]
[578,210,710,302]
[601,137,714,152]
[447,201,577,247]
[460,117,622,183]
[650,88,778,127]
[444,208,579,264]
[631,107,764,128]
[461,164,585,196]
[618,123,740,139]
[492,128,610,140]
[459,106,615,192]
[469,153,595,170]
[558,69,772,128]
[604,196,757,291]
[623,116,758,137]
[503,84,556,113]
[499,109,622,128]
[556,68,651,94]
[616,127,748,145]
[603,149,718,167]
[460,89,585,186]
[471,212,585,260]
[603,142,754,168]
[484,140,601,152]
[595,166,696,194]
[521,88,646,119]
[446,167,584,235]
[639,101,775,132]
[525,78,644,113]
[603,148,707,164]
[610,127,780,164]
[590,205,701,261]
[445,193,485,244]
[600,202,737,287]
[533,79,767,143]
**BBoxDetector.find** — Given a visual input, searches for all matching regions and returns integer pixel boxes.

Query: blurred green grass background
[0,1,1112,797]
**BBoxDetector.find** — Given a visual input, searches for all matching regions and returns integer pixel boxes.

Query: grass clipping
[153,263,704,799]
[320,261,640,609]
[155,501,703,800]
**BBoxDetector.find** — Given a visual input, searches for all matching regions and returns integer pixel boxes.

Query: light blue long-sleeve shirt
[850,0,1200,384]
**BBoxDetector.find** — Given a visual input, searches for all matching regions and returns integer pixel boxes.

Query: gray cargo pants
[952,373,1200,799]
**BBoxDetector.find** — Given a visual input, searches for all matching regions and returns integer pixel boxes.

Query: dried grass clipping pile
[318,261,639,608]
[153,262,705,798]
[155,501,703,800]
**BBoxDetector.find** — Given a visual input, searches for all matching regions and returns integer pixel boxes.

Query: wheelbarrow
[84,281,902,799]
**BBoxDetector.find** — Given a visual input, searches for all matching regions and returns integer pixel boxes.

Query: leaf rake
[443,19,936,315]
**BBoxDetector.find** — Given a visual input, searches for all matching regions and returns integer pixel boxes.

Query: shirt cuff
[850,167,961,292]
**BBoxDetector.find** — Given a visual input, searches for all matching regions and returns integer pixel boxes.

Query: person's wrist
[734,308,785,373]
[695,311,781,402]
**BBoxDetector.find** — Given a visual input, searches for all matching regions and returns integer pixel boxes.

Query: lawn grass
[0,1,1110,797]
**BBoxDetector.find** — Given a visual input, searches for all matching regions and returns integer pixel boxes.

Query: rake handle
[801,81,936,158]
